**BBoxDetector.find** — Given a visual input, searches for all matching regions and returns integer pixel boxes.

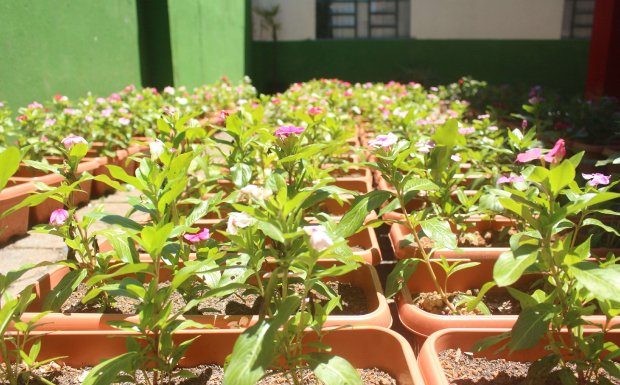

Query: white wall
[252,0,566,41]
[253,0,315,41]
[410,0,565,39]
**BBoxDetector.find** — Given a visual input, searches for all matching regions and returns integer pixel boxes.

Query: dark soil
[60,281,368,316]
[414,290,520,315]
[438,348,620,385]
[27,364,396,385]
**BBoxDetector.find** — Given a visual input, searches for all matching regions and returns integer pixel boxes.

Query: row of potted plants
[1,77,618,385]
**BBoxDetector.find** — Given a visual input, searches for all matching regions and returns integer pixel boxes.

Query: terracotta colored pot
[389,218,515,260]
[396,254,617,338]
[332,167,373,194]
[0,181,32,244]
[3,327,424,385]
[418,328,620,385]
[10,159,99,225]
[23,260,391,330]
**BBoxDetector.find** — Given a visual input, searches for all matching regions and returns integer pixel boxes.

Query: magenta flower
[368,133,398,149]
[516,148,542,163]
[101,108,113,118]
[582,173,611,187]
[61,134,88,149]
[49,209,69,226]
[543,139,566,164]
[275,125,305,138]
[497,175,525,184]
[183,228,210,243]
[308,106,323,115]
[521,120,528,129]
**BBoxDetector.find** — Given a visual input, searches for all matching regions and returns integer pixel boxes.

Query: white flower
[227,212,255,235]
[163,86,175,95]
[368,133,399,149]
[239,184,272,201]
[176,97,188,105]
[149,139,165,160]
[451,154,462,162]
[303,225,333,252]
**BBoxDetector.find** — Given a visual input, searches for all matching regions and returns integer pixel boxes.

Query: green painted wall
[0,0,142,108]
[251,39,590,94]
[167,0,249,88]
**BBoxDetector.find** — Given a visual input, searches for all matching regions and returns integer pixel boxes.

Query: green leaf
[493,239,538,287]
[549,160,575,196]
[223,296,301,385]
[231,163,253,188]
[257,221,285,243]
[508,303,556,352]
[420,218,457,250]
[582,218,620,237]
[336,190,390,238]
[42,269,88,311]
[570,262,620,302]
[82,352,138,385]
[0,147,20,190]
[308,353,362,385]
[385,259,420,298]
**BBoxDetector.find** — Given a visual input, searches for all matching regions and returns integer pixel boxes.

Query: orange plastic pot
[0,180,32,244]
[389,218,515,260]
[10,159,98,225]
[396,254,618,338]
[3,327,424,385]
[23,260,391,330]
[418,328,620,385]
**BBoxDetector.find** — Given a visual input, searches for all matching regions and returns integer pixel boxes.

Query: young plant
[481,141,620,384]
[223,174,375,385]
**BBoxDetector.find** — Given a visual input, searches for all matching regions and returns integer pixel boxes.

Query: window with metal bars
[316,0,410,39]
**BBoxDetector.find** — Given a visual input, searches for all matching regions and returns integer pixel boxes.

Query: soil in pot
[412,227,516,250]
[438,348,619,385]
[59,281,368,316]
[30,364,397,385]
[414,290,520,316]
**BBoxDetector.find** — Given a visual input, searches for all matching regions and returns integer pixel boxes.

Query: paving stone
[0,247,65,274]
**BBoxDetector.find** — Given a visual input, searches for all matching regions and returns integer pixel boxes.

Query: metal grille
[562,0,595,39]
[317,0,409,39]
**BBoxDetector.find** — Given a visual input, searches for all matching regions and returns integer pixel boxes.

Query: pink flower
[543,139,566,164]
[63,108,79,116]
[344,89,353,97]
[84,115,94,122]
[497,175,525,184]
[308,106,323,115]
[183,228,210,243]
[368,133,398,149]
[458,127,475,135]
[43,118,56,128]
[28,102,43,109]
[275,125,305,138]
[118,117,131,126]
[49,209,69,226]
[582,173,611,187]
[16,115,27,121]
[61,134,88,149]
[101,108,113,118]
[521,120,528,129]
[54,95,68,102]
[163,86,175,95]
[516,148,542,163]
[96,97,106,104]
[108,93,121,102]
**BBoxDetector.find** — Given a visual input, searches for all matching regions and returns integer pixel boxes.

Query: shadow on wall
[250,39,590,95]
